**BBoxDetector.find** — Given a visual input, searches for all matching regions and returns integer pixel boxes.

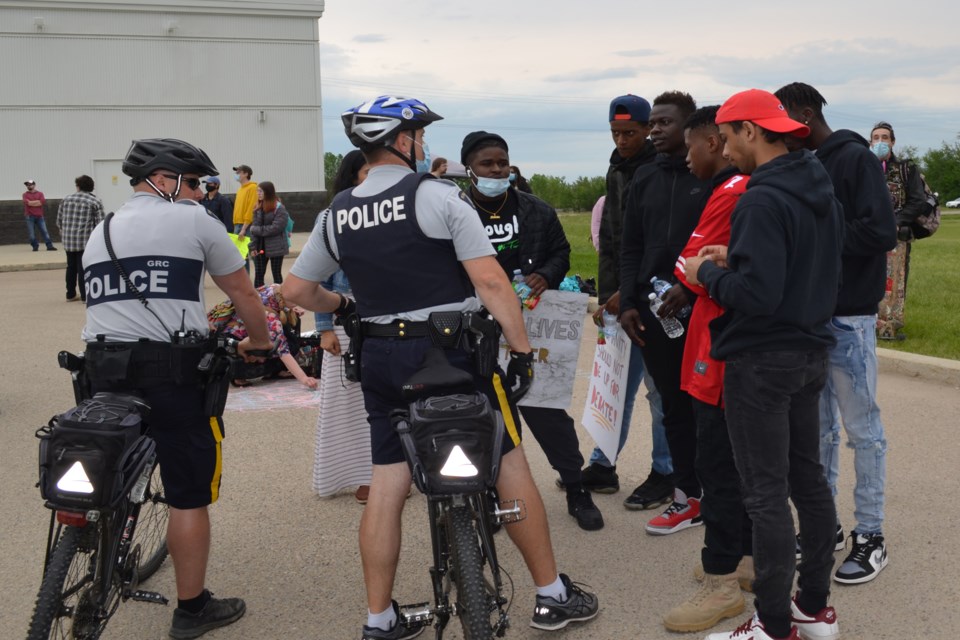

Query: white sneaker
[833,532,887,584]
[705,613,799,640]
[790,597,839,640]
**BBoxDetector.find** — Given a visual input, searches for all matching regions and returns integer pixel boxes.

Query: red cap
[716,89,809,137]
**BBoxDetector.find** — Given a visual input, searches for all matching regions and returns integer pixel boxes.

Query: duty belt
[361,320,430,339]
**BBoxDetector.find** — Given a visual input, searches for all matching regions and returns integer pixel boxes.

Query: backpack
[901,163,940,239]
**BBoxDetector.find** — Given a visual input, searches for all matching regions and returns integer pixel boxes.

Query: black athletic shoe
[169,594,246,639]
[530,573,599,631]
[567,488,604,531]
[555,463,620,494]
[833,532,888,584]
[361,601,425,640]
[623,469,673,510]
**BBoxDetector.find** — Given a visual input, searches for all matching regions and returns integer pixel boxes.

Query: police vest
[332,173,473,317]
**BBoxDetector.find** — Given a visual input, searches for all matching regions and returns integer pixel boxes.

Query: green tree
[324,151,343,192]
[921,135,960,202]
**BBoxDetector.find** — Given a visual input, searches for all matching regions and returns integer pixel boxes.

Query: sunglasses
[160,174,202,190]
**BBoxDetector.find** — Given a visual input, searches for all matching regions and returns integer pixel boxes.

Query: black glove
[505,350,534,402]
[897,225,913,242]
[333,293,356,325]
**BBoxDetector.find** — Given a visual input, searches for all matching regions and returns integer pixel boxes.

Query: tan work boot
[663,572,745,632]
[693,555,755,592]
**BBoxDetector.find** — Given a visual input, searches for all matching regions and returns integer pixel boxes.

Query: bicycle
[390,347,528,640]
[26,336,250,640]
[27,386,169,640]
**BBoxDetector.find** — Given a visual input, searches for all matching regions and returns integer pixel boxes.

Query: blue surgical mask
[508,172,516,183]
[415,142,431,173]
[870,141,891,160]
[474,175,511,198]
[233,173,241,181]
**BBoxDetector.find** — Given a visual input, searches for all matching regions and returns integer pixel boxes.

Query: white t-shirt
[290,165,495,322]
[82,193,243,342]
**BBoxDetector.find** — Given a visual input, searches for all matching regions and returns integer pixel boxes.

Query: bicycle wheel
[447,505,495,640]
[134,462,169,580]
[27,523,118,640]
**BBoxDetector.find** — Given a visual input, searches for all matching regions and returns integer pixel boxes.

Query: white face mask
[468,169,511,198]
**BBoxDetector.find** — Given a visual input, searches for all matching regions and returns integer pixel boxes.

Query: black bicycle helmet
[122,138,219,181]
[342,96,443,150]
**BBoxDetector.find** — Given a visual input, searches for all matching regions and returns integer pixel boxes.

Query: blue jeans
[724,349,836,632]
[589,341,672,475]
[25,216,53,249]
[818,315,886,534]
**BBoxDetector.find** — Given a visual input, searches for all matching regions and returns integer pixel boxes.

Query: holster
[463,310,502,379]
[341,312,363,383]
[200,352,233,416]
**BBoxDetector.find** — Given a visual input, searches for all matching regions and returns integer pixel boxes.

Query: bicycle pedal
[398,602,433,626]
[493,498,526,525]
[130,590,169,605]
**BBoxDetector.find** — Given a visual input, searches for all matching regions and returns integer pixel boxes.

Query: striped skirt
[312,325,372,496]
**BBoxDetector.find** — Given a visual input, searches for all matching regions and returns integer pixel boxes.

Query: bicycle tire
[447,505,495,640]
[26,524,115,640]
[134,462,169,580]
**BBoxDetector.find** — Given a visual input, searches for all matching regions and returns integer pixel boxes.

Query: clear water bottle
[512,269,532,302]
[650,276,691,319]
[648,292,685,339]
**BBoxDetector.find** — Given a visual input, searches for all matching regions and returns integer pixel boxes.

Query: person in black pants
[460,130,604,532]
[620,91,710,536]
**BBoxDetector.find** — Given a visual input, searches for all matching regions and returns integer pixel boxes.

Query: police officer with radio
[81,138,272,639]
[283,96,598,640]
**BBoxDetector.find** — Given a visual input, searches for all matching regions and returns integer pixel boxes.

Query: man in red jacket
[659,105,751,633]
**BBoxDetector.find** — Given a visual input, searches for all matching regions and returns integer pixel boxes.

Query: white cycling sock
[536,575,567,602]
[367,603,398,631]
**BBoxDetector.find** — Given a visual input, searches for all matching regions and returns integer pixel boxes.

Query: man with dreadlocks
[776,82,896,586]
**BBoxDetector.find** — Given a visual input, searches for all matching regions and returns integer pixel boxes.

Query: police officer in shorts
[82,138,273,639]
[283,96,599,640]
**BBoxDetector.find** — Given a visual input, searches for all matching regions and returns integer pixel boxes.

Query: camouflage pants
[877,240,911,340]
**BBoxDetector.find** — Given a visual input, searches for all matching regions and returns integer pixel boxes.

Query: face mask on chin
[870,141,891,160]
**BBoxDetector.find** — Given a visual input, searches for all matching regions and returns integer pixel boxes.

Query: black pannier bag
[38,395,154,510]
[403,392,504,495]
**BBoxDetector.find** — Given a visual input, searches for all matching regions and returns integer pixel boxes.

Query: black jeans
[724,350,836,632]
[518,406,585,486]
[65,250,84,299]
[638,305,699,499]
[254,255,284,288]
[693,398,752,575]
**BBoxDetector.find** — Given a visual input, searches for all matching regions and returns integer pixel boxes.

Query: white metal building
[0,0,326,215]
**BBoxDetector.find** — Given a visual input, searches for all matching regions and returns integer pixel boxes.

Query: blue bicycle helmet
[341,96,443,150]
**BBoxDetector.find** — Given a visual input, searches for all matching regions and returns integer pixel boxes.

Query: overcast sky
[316,1,960,180]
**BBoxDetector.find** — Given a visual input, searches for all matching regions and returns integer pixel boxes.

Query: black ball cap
[460,131,508,165]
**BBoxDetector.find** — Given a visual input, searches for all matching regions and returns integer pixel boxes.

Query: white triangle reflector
[439,445,479,478]
[56,461,95,494]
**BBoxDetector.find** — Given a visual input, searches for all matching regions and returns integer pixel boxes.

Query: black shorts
[90,381,224,510]
[359,337,522,466]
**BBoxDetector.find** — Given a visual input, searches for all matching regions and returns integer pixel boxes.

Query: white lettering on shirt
[335,196,407,233]
[484,215,520,243]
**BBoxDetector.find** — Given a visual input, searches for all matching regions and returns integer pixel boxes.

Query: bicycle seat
[401,347,475,401]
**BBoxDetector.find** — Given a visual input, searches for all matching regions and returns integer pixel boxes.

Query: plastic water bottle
[650,276,691,319]
[512,269,532,302]
[648,293,685,339]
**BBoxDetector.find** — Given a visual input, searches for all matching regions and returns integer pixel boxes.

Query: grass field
[558,212,960,361]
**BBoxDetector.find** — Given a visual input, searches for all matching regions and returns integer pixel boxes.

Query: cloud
[616,49,660,58]
[353,34,386,43]
[544,67,638,83]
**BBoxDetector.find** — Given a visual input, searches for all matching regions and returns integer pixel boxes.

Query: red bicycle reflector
[56,511,89,527]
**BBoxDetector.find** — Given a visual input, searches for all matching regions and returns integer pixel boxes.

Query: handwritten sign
[580,317,631,464]
[498,290,589,409]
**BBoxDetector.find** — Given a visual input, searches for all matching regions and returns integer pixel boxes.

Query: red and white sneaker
[645,493,702,535]
[705,614,800,640]
[790,597,839,640]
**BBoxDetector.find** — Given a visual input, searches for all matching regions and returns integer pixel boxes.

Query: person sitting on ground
[209,283,317,389]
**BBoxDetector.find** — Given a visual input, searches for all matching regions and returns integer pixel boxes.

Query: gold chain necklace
[473,192,509,219]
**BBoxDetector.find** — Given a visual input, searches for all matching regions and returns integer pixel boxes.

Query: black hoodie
[698,150,844,359]
[619,153,710,313]
[815,130,897,315]
[597,140,657,302]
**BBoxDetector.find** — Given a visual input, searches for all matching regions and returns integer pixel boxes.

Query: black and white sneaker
[833,532,888,584]
[795,524,845,560]
[361,601,425,640]
[530,574,599,631]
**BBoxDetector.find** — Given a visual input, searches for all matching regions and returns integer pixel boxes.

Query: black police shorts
[114,383,222,510]
[359,337,522,466]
